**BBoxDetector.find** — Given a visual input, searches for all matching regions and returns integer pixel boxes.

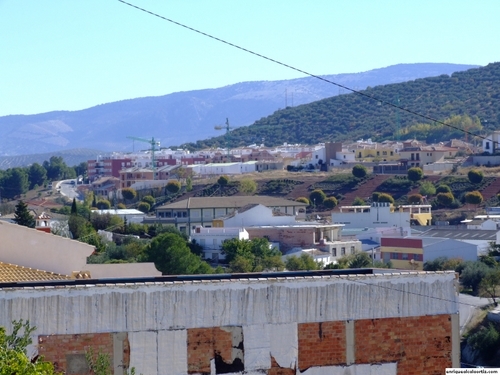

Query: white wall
[333,204,411,229]
[224,205,296,227]
[0,272,458,375]
[0,220,94,275]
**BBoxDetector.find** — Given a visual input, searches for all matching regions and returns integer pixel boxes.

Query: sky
[1,0,500,117]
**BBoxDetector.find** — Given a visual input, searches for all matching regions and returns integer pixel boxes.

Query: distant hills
[0,63,477,162]
[191,62,500,149]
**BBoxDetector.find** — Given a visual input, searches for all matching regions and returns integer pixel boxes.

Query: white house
[191,227,249,262]
[482,131,500,154]
[332,202,432,229]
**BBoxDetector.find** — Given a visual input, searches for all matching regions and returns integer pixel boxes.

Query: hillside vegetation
[188,63,500,148]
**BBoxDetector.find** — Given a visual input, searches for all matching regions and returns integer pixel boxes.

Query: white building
[95,209,147,224]
[191,227,249,261]
[332,202,432,229]
[482,131,500,154]
[191,161,257,176]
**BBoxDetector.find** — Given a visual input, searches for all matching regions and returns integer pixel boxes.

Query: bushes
[408,194,423,204]
[373,192,394,204]
[465,191,483,205]
[296,197,310,205]
[468,169,484,184]
[352,164,367,178]
[309,189,326,205]
[323,197,338,209]
[436,192,454,207]
[407,167,423,182]
[419,181,436,196]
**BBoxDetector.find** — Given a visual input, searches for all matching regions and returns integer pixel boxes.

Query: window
[402,253,408,260]
[382,151,387,155]
[332,248,337,256]
[350,246,355,254]
[486,142,490,150]
[213,239,217,246]
[341,247,346,255]
[376,151,380,156]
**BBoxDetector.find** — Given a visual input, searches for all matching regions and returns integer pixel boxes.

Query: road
[459,293,491,334]
[56,179,84,202]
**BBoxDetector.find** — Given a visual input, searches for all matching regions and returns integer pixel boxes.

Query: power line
[117,0,493,145]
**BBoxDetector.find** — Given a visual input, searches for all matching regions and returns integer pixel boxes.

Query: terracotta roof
[0,262,71,283]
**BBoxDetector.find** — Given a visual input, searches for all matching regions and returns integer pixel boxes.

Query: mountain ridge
[0,63,477,158]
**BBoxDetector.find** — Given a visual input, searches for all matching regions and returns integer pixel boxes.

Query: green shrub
[467,324,500,360]
[309,189,326,205]
[296,197,310,205]
[352,164,367,179]
[468,169,484,184]
[323,197,338,209]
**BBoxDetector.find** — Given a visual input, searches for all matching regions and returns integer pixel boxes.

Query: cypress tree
[71,198,78,214]
[13,200,35,228]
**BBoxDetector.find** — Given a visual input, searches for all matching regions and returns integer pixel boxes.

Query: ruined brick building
[0,270,459,374]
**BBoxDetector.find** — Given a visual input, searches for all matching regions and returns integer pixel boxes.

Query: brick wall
[297,321,346,370]
[38,332,129,374]
[37,315,452,375]
[355,315,452,374]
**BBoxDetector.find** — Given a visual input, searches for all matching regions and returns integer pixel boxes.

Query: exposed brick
[297,321,346,371]
[187,326,243,374]
[38,332,128,375]
[354,315,452,375]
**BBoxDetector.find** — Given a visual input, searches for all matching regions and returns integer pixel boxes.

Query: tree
[479,269,500,306]
[0,320,59,375]
[285,253,320,271]
[436,184,451,194]
[372,192,381,202]
[142,232,212,275]
[141,195,155,206]
[97,199,112,210]
[42,156,75,180]
[121,187,137,202]
[13,200,35,228]
[296,197,310,205]
[468,169,484,184]
[408,194,423,204]
[71,197,78,214]
[419,181,436,196]
[347,252,371,268]
[377,193,394,204]
[239,178,257,195]
[137,202,150,213]
[222,238,284,272]
[407,167,423,182]
[166,181,181,195]
[2,168,29,199]
[68,214,95,240]
[436,192,454,207]
[186,177,193,192]
[423,257,463,271]
[465,191,483,206]
[217,175,230,186]
[460,261,492,295]
[352,197,366,206]
[28,163,47,189]
[309,189,326,206]
[352,164,367,179]
[323,196,338,209]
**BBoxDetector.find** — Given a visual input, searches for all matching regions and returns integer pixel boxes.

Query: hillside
[189,62,500,149]
[0,63,476,156]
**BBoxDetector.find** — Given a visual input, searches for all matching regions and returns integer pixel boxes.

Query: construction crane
[214,118,235,160]
[127,136,160,180]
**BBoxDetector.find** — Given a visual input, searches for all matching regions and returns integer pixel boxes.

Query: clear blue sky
[1,0,499,117]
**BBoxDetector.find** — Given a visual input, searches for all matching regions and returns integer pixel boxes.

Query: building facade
[0,270,460,375]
